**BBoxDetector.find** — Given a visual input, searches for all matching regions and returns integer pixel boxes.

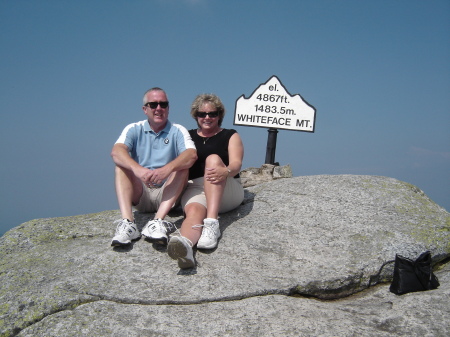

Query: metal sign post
[265,128,278,164]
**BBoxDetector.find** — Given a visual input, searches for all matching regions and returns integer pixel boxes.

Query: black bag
[389,251,440,295]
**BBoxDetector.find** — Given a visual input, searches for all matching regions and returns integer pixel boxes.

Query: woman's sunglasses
[197,111,219,118]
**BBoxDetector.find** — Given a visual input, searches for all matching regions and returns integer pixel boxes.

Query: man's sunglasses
[196,111,219,118]
[145,101,169,109]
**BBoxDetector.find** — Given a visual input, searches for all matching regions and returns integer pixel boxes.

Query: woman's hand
[205,167,228,184]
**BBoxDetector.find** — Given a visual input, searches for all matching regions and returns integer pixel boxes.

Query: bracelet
[226,168,231,176]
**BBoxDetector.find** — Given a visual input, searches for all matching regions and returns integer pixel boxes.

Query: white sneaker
[111,219,141,246]
[141,218,174,245]
[168,236,195,269]
[197,218,221,249]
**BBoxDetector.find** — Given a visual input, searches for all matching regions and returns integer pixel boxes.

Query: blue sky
[1,0,449,236]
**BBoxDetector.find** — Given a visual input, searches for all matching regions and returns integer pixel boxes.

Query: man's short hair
[143,87,167,105]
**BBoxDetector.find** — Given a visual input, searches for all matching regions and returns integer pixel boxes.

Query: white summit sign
[234,75,316,132]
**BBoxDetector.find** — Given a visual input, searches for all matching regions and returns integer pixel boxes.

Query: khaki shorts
[181,177,244,214]
[134,181,180,213]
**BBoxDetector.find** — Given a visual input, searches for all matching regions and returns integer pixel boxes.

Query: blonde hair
[190,93,225,126]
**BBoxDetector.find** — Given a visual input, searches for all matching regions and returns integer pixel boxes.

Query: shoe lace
[158,219,176,234]
[192,221,216,238]
[114,219,132,234]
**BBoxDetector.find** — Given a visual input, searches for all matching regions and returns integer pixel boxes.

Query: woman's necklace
[199,128,221,144]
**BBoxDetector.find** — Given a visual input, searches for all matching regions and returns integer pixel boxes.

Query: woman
[167,94,244,268]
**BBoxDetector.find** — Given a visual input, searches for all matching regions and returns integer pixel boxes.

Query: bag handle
[368,259,395,287]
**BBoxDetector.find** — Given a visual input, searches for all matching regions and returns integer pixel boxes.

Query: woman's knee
[184,202,206,219]
[205,154,224,167]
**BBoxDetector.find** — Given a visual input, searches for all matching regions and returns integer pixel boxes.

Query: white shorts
[133,181,174,213]
[181,177,244,213]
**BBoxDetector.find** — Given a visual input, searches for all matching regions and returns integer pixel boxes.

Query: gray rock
[240,164,293,187]
[273,163,293,179]
[1,175,449,336]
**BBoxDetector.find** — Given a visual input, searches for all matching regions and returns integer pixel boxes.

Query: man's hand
[141,148,197,187]
[134,166,171,187]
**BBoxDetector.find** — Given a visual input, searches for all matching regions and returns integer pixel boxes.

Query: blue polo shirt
[115,120,195,170]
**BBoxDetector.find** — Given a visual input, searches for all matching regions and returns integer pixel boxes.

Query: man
[111,87,197,247]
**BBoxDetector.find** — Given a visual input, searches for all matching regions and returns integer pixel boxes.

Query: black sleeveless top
[189,128,239,180]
